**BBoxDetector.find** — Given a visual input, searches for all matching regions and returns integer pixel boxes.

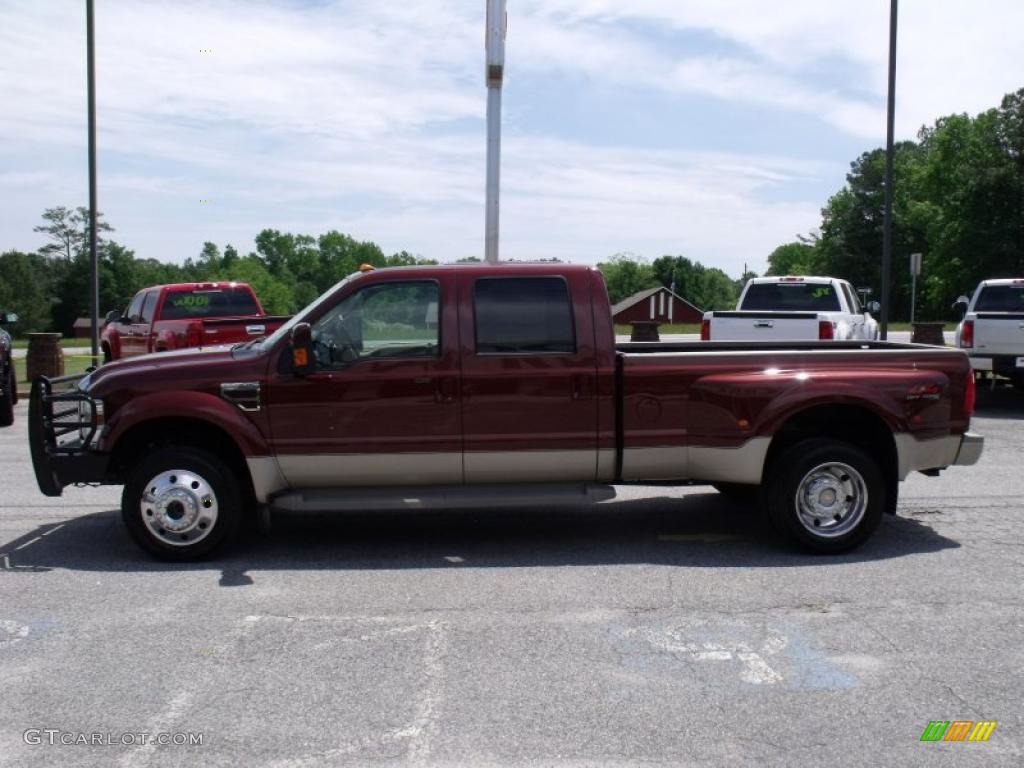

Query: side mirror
[290,322,314,376]
[866,301,880,313]
[952,296,969,318]
[104,310,121,324]
[0,312,18,325]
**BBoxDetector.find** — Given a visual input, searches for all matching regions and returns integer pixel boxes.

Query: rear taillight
[818,320,834,340]
[186,321,202,347]
[700,319,710,341]
[964,372,976,416]
[960,319,974,348]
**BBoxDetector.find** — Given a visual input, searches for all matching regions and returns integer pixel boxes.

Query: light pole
[86,0,100,359]
[484,0,506,263]
[880,0,898,340]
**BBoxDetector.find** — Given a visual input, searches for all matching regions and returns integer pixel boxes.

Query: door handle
[435,377,458,403]
[754,320,774,328]
[571,374,593,400]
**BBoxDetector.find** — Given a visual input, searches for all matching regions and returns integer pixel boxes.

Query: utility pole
[87,0,100,359]
[484,0,506,263]
[881,0,898,340]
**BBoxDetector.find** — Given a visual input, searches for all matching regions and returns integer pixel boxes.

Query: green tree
[33,206,113,260]
[0,250,52,332]
[597,254,660,304]
[765,242,822,276]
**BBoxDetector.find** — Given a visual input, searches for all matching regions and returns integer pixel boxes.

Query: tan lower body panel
[275,453,462,490]
[463,450,601,483]
[621,438,770,484]
[250,441,776,503]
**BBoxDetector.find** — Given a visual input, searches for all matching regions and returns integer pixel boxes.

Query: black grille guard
[29,374,107,496]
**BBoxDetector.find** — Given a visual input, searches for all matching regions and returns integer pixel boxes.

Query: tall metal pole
[87,0,100,359]
[484,0,506,263]
[880,0,898,340]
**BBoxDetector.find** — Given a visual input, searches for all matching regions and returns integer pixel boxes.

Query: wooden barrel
[26,333,65,381]
[910,322,946,346]
[630,321,661,342]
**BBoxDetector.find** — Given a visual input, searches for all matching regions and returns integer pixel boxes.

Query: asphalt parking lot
[0,387,1021,767]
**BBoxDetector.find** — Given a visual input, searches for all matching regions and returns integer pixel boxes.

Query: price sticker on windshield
[1016,357,1024,368]
[173,294,211,309]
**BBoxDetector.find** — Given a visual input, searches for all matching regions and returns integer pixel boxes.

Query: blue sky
[1,0,1021,277]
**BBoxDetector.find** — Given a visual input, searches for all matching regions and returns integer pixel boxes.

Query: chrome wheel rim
[140,469,219,547]
[794,461,867,538]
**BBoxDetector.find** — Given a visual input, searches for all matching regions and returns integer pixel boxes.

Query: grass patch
[13,354,100,386]
[10,337,94,349]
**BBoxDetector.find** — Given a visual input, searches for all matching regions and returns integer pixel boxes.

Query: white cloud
[518,0,1024,137]
[0,0,1019,277]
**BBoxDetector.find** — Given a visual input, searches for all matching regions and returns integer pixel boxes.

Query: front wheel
[762,438,885,553]
[121,447,242,560]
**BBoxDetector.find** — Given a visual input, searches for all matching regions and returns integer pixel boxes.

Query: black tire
[712,482,760,506]
[762,438,885,554]
[121,447,242,561]
[0,370,13,427]
[102,344,112,365]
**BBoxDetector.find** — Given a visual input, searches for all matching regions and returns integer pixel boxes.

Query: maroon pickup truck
[101,281,289,361]
[30,264,982,560]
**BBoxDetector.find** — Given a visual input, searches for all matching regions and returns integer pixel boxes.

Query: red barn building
[611,286,703,325]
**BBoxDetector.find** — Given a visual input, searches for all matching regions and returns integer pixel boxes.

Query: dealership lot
[0,389,1021,767]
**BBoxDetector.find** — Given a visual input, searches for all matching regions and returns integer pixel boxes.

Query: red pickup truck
[100,282,289,361]
[30,264,983,560]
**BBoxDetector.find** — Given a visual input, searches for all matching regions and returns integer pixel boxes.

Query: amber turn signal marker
[293,348,309,367]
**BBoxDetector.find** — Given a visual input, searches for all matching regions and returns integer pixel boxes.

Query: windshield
[741,282,841,312]
[252,273,359,352]
[975,284,1024,312]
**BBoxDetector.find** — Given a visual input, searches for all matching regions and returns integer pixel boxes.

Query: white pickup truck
[954,278,1024,389]
[702,276,880,342]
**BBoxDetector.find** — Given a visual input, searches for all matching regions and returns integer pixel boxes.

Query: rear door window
[474,277,575,354]
[161,288,261,319]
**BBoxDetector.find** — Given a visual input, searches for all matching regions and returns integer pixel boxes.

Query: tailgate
[201,315,290,341]
[708,312,820,341]
[973,313,1024,356]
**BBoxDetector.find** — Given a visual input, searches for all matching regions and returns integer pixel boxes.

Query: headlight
[78,398,104,445]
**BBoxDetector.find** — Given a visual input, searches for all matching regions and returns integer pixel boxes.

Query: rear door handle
[754,320,774,328]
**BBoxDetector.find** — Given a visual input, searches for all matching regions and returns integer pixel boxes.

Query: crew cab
[0,311,18,427]
[101,282,289,361]
[702,276,880,342]
[954,278,1024,389]
[30,264,982,560]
